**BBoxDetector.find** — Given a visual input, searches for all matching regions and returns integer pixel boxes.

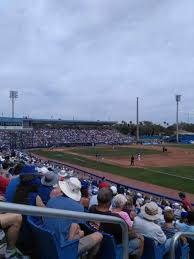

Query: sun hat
[20,165,38,176]
[58,170,68,178]
[110,186,118,195]
[141,202,162,221]
[136,198,144,206]
[172,202,180,208]
[41,172,58,187]
[59,177,81,201]
[164,206,173,211]
[137,193,143,198]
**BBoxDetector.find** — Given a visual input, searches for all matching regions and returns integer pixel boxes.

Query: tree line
[115,121,194,136]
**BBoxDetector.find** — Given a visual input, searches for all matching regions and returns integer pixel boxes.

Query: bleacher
[0,148,194,259]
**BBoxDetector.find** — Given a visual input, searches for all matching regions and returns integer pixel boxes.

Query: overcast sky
[0,0,194,124]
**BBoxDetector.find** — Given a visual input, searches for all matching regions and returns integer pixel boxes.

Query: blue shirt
[43,195,84,246]
[38,185,53,205]
[5,177,20,202]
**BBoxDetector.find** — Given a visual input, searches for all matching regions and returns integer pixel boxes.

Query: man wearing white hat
[43,177,102,258]
[133,202,166,244]
[133,202,172,254]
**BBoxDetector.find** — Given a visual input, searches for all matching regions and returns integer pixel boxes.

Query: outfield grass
[71,146,162,157]
[33,149,194,194]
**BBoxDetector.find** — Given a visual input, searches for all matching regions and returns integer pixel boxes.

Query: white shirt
[133,216,166,244]
[89,195,98,209]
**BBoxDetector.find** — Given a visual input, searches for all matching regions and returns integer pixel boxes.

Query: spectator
[11,162,25,177]
[88,181,109,209]
[5,165,37,203]
[177,210,194,234]
[13,175,44,207]
[80,181,90,210]
[43,177,102,258]
[179,192,192,212]
[123,195,137,221]
[161,210,178,238]
[133,202,170,253]
[0,175,9,196]
[172,202,183,219]
[89,188,144,258]
[12,165,44,207]
[38,172,58,205]
[0,160,11,179]
[0,213,25,259]
[175,211,188,229]
[111,194,133,228]
[110,185,117,197]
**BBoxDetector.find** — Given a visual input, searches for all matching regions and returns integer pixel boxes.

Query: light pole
[9,91,18,118]
[175,95,181,143]
[136,97,139,142]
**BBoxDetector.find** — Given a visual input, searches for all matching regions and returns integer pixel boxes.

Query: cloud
[0,0,194,123]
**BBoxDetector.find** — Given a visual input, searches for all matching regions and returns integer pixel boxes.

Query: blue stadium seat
[82,223,123,259]
[27,216,79,259]
[141,236,165,259]
[187,238,194,259]
[97,232,123,259]
[173,240,189,259]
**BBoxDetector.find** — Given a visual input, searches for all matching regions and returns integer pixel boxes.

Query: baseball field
[33,144,194,197]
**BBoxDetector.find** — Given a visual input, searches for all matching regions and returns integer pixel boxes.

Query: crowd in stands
[0,148,193,259]
[0,129,132,149]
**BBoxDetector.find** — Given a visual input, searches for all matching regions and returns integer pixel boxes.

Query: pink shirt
[113,210,133,228]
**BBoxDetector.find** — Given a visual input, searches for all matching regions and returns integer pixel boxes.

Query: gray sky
[0,0,194,124]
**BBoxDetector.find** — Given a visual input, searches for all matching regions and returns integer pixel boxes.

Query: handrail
[0,202,129,259]
[170,231,194,259]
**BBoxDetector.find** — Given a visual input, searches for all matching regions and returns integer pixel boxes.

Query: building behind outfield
[0,117,117,130]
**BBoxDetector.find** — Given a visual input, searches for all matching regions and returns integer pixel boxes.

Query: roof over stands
[0,116,117,128]
[0,117,23,123]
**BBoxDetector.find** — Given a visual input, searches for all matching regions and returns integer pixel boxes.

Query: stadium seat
[97,232,123,259]
[187,238,194,259]
[27,216,79,259]
[16,216,34,254]
[141,236,165,259]
[175,241,189,259]
[81,223,123,259]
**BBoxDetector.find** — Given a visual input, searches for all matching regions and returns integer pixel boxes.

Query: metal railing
[0,202,129,259]
[170,231,194,259]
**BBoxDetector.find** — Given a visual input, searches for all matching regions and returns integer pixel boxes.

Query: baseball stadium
[0,115,194,258]
[1,1,194,258]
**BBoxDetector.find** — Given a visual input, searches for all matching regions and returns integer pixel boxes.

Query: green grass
[71,146,162,157]
[33,149,194,194]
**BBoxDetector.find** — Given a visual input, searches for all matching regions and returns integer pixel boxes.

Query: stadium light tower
[175,94,181,143]
[9,90,18,118]
[136,97,139,142]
